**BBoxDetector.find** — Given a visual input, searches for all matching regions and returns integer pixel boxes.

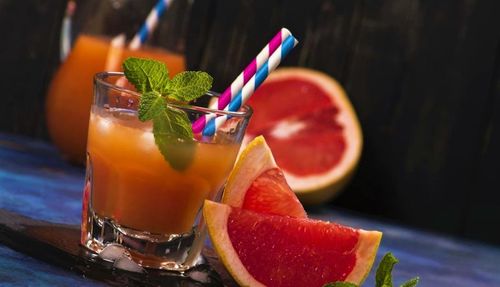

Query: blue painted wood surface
[0,132,499,286]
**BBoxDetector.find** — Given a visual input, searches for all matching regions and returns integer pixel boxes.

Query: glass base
[81,210,205,271]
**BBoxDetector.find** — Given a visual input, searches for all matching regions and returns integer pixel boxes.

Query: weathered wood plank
[0,0,66,138]
[332,0,500,242]
[464,40,500,243]
[0,209,231,286]
[1,0,500,244]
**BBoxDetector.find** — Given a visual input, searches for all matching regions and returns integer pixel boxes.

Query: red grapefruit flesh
[223,136,306,218]
[204,200,382,287]
[242,168,306,218]
[245,68,362,204]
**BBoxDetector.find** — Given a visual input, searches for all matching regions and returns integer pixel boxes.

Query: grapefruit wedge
[223,136,306,218]
[245,68,362,204]
[204,200,382,287]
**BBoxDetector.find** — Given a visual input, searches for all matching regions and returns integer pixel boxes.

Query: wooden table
[0,132,499,286]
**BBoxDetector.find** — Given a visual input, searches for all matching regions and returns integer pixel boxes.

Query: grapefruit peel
[204,201,265,287]
[204,200,382,287]
[345,229,382,284]
[223,136,306,218]
[245,68,363,204]
[223,136,277,208]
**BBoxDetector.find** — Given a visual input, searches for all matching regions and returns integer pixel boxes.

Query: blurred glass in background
[45,0,192,164]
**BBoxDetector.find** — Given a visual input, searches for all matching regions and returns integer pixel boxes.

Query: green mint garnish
[376,252,397,287]
[399,278,419,287]
[323,253,419,287]
[123,57,213,170]
[138,91,165,121]
[166,71,213,102]
[375,253,419,287]
[123,58,170,93]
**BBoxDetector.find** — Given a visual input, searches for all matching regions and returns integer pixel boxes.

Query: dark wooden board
[0,209,237,287]
[0,132,500,286]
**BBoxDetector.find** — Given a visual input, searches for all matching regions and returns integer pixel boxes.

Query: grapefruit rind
[247,68,363,204]
[204,200,382,286]
[345,229,382,284]
[223,135,306,218]
[204,200,265,287]
[222,136,278,207]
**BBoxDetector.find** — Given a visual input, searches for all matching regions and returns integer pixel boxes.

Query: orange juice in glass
[81,72,252,270]
[46,34,186,164]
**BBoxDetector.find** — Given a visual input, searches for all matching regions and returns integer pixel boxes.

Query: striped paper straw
[129,0,171,50]
[192,28,292,133]
[202,34,298,136]
[60,1,76,61]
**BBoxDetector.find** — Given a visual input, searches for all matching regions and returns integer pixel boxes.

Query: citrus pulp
[245,68,362,204]
[222,136,306,218]
[204,200,382,287]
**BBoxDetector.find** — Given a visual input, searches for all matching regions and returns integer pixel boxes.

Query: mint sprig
[123,58,169,93]
[166,71,213,101]
[323,253,419,287]
[375,253,419,287]
[123,57,213,170]
[138,91,164,121]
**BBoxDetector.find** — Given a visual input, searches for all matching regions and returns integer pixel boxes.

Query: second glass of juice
[81,72,252,271]
[46,0,191,164]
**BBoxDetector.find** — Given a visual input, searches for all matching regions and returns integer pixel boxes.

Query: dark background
[1,0,499,245]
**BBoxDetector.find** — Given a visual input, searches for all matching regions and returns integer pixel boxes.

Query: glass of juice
[81,72,252,271]
[46,0,191,164]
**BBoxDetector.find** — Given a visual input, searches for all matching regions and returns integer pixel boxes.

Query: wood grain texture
[0,0,66,138]
[334,0,500,242]
[0,209,230,286]
[1,0,500,244]
[187,0,500,244]
[0,131,499,286]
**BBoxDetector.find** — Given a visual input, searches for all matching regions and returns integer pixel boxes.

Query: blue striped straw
[202,34,298,136]
[129,0,171,50]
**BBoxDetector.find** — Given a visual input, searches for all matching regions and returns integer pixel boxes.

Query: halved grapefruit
[245,68,362,204]
[204,200,382,287]
[223,136,306,218]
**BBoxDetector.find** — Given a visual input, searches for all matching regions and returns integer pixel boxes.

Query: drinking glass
[46,0,192,164]
[81,72,252,270]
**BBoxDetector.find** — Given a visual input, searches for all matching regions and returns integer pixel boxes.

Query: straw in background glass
[109,0,172,81]
[60,1,76,61]
[129,0,172,50]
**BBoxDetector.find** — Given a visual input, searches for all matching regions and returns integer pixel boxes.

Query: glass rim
[94,71,252,118]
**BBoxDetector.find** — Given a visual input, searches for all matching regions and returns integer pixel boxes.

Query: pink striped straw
[202,34,298,136]
[192,28,293,134]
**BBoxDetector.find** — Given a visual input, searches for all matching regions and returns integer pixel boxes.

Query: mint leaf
[153,106,193,143]
[138,91,164,121]
[152,107,194,170]
[123,57,169,93]
[163,138,196,171]
[166,71,213,101]
[400,277,419,287]
[323,282,358,287]
[122,57,213,170]
[323,253,418,287]
[376,253,398,287]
